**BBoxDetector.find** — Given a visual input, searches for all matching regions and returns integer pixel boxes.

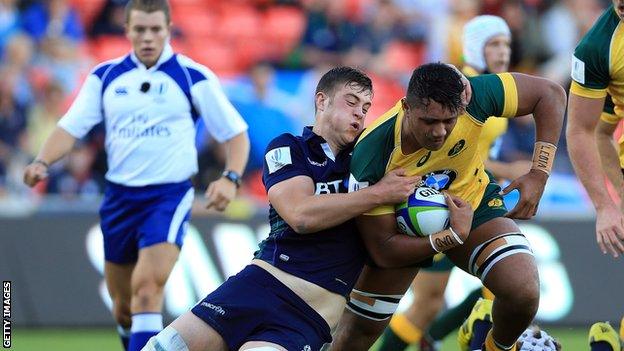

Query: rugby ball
[395,186,450,237]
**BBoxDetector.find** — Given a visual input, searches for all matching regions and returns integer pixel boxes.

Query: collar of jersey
[129,42,174,71]
[302,126,354,162]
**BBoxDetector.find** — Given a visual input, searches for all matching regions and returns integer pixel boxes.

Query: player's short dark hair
[125,0,171,24]
[406,63,464,114]
[315,66,373,99]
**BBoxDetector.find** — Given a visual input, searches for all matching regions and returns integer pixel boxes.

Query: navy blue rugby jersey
[255,126,367,297]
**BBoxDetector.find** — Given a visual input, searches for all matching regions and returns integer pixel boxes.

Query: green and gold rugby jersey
[462,66,509,163]
[571,5,624,117]
[349,73,518,216]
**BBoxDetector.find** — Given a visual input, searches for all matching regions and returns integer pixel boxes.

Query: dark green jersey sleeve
[571,7,617,89]
[466,73,517,123]
[348,116,396,192]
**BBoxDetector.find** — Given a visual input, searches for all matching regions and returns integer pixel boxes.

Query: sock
[377,314,422,351]
[484,329,517,351]
[117,325,131,350]
[128,313,163,351]
[590,342,616,351]
[428,288,482,341]
[470,320,493,350]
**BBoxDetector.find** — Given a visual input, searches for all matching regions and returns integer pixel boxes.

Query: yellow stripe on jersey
[570,81,608,99]
[499,73,518,117]
[358,101,402,145]
[608,21,624,112]
[364,205,395,216]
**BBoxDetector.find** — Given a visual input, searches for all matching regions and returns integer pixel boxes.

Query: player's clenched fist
[372,168,420,205]
[23,160,49,187]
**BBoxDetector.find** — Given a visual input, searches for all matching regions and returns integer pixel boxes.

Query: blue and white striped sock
[128,313,163,351]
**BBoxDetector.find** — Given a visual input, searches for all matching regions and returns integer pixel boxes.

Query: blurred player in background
[142,67,424,351]
[330,63,566,351]
[566,1,624,348]
[377,15,533,351]
[22,1,250,350]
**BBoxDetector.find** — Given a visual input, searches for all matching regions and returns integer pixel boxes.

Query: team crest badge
[448,139,466,157]
[421,170,457,190]
[488,198,504,208]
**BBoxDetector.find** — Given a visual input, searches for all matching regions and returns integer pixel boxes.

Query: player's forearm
[222,131,249,175]
[596,131,624,192]
[567,127,614,209]
[288,187,386,234]
[531,81,566,146]
[35,127,77,165]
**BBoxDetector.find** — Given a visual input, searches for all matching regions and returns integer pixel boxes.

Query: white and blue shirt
[58,44,248,186]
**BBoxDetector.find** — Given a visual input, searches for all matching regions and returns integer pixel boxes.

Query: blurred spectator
[229,62,297,173]
[33,35,85,93]
[45,142,103,199]
[2,33,34,105]
[89,0,128,38]
[298,0,363,67]
[0,0,20,58]
[26,79,65,157]
[0,66,28,187]
[21,0,84,43]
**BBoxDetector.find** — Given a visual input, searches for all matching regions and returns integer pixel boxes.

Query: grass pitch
[10,326,588,350]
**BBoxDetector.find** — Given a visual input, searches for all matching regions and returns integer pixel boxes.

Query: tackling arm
[269,170,418,234]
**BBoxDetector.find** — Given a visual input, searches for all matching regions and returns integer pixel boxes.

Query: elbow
[289,214,315,234]
[548,80,567,115]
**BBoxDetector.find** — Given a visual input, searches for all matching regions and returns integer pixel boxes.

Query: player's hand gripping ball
[395,186,450,237]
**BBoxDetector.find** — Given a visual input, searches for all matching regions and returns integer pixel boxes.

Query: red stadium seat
[71,0,106,28]
[187,39,242,76]
[262,6,306,57]
[172,6,217,37]
[216,5,261,41]
[90,36,131,62]
[383,41,425,74]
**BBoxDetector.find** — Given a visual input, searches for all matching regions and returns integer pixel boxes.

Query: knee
[132,279,165,311]
[495,273,540,319]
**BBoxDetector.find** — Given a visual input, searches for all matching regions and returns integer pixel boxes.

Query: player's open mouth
[350,122,360,130]
[141,48,155,55]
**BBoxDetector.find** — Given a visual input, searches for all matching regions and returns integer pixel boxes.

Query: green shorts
[422,176,508,272]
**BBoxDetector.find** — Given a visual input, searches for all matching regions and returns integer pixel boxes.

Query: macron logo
[200,302,226,316]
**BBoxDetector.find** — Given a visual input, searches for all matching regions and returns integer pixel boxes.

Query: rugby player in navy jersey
[142,67,473,351]
[23,1,249,350]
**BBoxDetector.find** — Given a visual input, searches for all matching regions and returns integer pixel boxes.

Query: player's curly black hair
[315,66,373,100]
[406,63,464,114]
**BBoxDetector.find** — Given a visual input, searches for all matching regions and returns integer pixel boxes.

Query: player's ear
[315,92,328,112]
[401,98,410,113]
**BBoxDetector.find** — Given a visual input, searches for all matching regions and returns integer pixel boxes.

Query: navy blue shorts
[99,180,194,264]
[191,264,332,351]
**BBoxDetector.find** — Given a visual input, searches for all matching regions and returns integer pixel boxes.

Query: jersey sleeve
[600,94,620,124]
[349,130,394,216]
[190,67,248,143]
[57,74,104,138]
[570,39,610,99]
[466,73,518,123]
[262,134,311,191]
